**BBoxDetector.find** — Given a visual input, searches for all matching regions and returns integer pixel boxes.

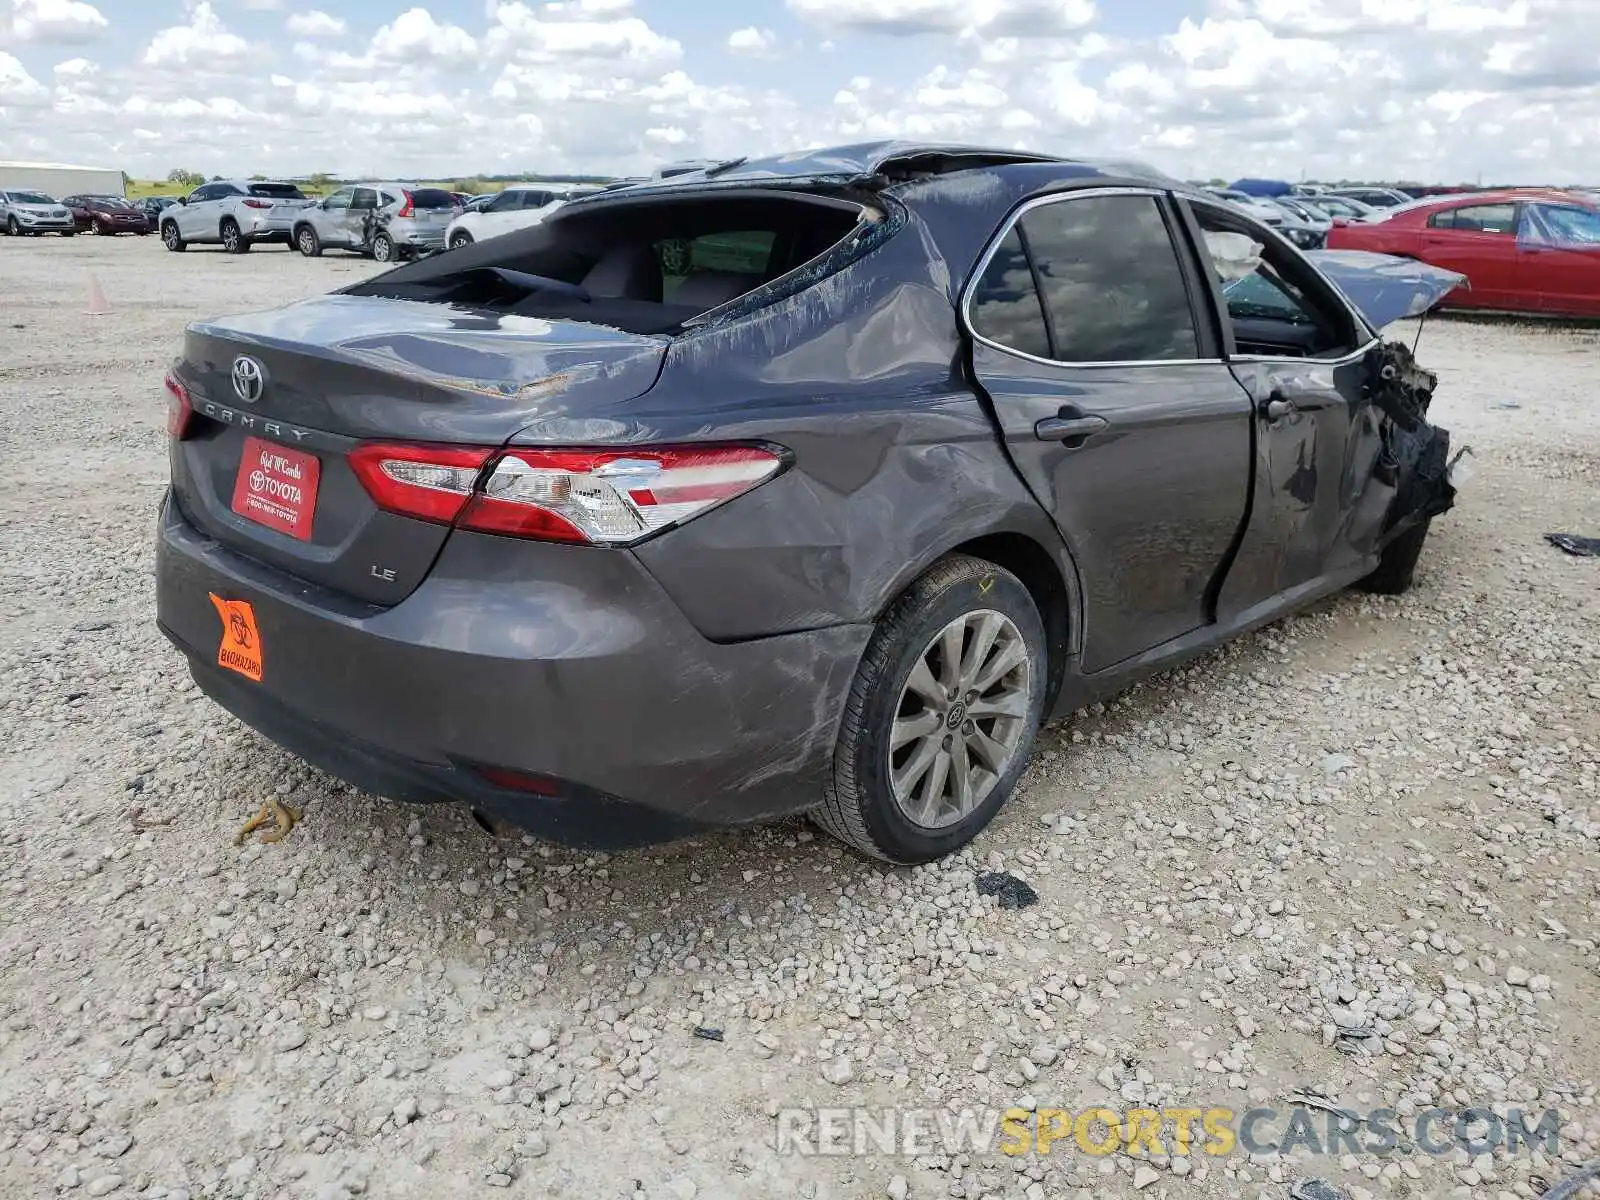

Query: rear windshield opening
[249,183,307,200]
[349,191,872,334]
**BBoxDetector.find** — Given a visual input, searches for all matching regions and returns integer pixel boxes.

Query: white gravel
[1,235,1598,1200]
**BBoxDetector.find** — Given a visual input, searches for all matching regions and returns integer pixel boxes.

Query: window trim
[1428,202,1519,235]
[1178,197,1381,365]
[960,186,1224,369]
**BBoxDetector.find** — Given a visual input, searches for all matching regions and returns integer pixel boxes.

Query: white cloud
[142,2,249,67]
[238,0,282,9]
[10,0,108,43]
[727,26,777,55]
[370,7,477,66]
[485,1,681,65]
[7,0,1600,191]
[787,0,1094,37]
[0,49,47,102]
[285,10,346,39]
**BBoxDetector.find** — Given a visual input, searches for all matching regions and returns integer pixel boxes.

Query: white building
[0,160,124,198]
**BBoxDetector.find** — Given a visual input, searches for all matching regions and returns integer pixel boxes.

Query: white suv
[443,185,583,250]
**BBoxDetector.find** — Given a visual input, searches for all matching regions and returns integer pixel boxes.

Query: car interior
[353,190,875,333]
[1190,201,1361,358]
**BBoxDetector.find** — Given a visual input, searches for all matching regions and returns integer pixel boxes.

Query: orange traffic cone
[84,271,111,316]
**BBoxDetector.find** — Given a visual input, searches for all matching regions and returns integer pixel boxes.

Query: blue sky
[1,0,1595,182]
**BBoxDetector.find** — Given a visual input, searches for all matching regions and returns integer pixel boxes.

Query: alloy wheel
[889,609,1033,829]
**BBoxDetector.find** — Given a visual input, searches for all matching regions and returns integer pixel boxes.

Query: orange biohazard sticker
[209,593,264,682]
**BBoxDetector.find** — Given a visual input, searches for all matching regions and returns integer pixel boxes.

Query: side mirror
[178,195,188,205]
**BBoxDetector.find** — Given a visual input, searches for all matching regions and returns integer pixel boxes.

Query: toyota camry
[155,142,1464,863]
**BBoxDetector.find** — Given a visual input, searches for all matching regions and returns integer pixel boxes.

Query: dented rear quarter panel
[509,169,1091,645]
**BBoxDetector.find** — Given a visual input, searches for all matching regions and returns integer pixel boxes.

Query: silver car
[0,189,76,236]
[291,183,459,262]
[160,180,315,254]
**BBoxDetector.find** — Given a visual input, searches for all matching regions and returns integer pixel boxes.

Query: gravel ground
[1,235,1597,1200]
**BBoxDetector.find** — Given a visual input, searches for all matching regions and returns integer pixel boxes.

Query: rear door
[1418,202,1523,308]
[963,187,1255,674]
[1519,201,1600,317]
[1182,199,1387,614]
[350,187,379,247]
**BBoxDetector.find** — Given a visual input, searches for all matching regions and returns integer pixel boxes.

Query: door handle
[1034,412,1108,443]
[1263,394,1296,421]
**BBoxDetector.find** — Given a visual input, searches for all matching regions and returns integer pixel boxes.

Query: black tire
[371,232,395,263]
[1358,518,1430,595]
[92,218,108,236]
[161,222,185,252]
[221,219,249,254]
[61,231,75,238]
[295,225,322,258]
[4,216,16,236]
[448,229,473,250]
[813,554,1048,864]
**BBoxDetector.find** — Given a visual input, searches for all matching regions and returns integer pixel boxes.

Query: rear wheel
[161,222,186,252]
[296,225,321,257]
[448,229,473,250]
[221,219,249,254]
[1358,518,1430,595]
[371,232,395,263]
[813,554,1047,864]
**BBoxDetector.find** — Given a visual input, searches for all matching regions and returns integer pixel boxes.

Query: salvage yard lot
[1,235,1598,1200]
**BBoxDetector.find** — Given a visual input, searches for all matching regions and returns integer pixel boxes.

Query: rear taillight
[398,190,414,218]
[348,443,494,524]
[165,374,193,439]
[243,198,272,209]
[459,447,783,544]
[350,443,783,545]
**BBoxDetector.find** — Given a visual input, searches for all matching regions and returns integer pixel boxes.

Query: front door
[1520,201,1600,317]
[315,187,355,247]
[963,188,1255,674]
[1183,200,1384,619]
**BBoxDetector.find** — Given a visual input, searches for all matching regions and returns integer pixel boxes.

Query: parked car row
[1,190,156,236]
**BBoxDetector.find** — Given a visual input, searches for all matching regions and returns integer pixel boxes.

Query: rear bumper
[154,493,868,847]
[243,213,296,241]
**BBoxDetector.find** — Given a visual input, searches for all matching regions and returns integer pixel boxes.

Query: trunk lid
[171,294,668,604]
[247,183,315,223]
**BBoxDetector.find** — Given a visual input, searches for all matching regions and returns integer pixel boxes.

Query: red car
[1326,188,1600,317]
[61,194,151,236]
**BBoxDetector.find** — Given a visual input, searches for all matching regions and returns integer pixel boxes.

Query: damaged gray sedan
[155,142,1462,864]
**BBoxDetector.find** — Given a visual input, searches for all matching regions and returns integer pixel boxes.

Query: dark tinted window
[249,183,306,199]
[409,188,456,210]
[352,188,378,211]
[969,227,1051,359]
[1018,195,1198,362]
[1429,204,1516,233]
